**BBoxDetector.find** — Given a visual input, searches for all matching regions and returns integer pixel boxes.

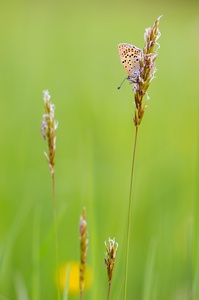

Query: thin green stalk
[107,282,111,300]
[63,264,70,300]
[52,172,60,300]
[124,125,139,300]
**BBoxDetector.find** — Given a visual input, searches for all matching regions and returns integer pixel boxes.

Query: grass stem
[124,125,139,299]
[52,171,60,300]
[107,282,111,300]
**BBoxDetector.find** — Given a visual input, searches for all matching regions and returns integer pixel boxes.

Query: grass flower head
[79,207,88,298]
[133,16,162,126]
[41,90,58,175]
[118,16,162,126]
[104,237,119,284]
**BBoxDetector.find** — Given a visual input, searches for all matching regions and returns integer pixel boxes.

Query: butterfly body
[118,43,142,79]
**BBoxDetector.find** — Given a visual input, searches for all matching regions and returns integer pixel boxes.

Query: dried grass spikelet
[133,16,162,126]
[79,207,88,298]
[104,237,119,285]
[40,90,58,176]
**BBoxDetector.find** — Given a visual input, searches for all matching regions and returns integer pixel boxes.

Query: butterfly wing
[118,43,142,78]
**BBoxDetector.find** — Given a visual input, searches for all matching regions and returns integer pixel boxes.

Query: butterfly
[118,43,142,79]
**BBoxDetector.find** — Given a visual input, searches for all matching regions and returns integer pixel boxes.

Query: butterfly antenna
[117,77,129,90]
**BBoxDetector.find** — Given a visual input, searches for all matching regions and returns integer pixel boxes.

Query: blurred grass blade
[0,295,10,300]
[31,206,42,300]
[14,271,29,300]
[63,264,70,300]
[142,240,157,300]
[0,201,32,280]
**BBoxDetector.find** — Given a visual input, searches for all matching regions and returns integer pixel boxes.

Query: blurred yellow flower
[56,261,92,295]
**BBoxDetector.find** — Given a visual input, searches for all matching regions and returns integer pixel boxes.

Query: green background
[0,0,199,299]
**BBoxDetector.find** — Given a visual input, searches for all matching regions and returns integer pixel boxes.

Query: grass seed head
[104,237,119,284]
[40,90,58,175]
[79,207,88,295]
[133,16,162,126]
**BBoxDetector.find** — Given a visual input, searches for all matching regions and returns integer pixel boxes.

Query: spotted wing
[118,43,142,78]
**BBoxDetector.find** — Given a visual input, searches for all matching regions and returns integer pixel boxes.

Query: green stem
[124,125,139,300]
[52,171,60,300]
[107,282,111,300]
[80,290,83,300]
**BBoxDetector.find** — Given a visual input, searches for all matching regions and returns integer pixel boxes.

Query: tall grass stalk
[123,125,139,300]
[51,173,60,300]
[40,90,60,300]
[117,17,162,299]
